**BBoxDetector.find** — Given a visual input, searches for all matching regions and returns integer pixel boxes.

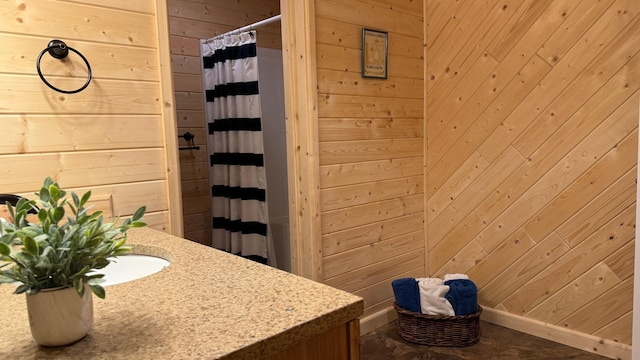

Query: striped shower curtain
[200,31,270,262]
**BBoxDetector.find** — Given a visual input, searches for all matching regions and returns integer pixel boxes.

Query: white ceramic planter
[26,285,93,346]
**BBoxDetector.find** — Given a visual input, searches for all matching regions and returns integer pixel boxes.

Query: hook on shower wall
[178,132,200,151]
[36,39,92,94]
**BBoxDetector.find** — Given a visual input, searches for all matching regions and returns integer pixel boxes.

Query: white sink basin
[94,254,170,287]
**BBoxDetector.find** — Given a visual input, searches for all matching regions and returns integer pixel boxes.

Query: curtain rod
[203,14,281,43]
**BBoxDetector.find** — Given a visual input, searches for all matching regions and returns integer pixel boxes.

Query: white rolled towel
[415,277,443,286]
[417,278,455,316]
[444,273,469,281]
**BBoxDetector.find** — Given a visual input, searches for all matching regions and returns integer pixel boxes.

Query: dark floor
[360,320,609,360]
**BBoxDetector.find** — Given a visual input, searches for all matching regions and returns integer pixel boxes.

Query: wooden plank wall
[315,0,426,321]
[167,0,281,244]
[426,0,638,353]
[0,0,171,231]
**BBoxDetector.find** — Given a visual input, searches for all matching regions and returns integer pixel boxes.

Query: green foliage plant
[0,177,146,299]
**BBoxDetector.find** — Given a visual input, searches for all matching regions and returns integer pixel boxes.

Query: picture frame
[361,28,388,79]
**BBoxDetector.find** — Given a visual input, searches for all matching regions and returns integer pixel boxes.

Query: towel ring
[36,40,92,94]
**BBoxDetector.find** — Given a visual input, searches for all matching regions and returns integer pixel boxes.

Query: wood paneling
[426,0,638,353]
[321,213,424,256]
[0,115,163,154]
[323,230,425,279]
[316,0,425,319]
[0,34,159,81]
[167,0,282,244]
[324,249,425,293]
[264,320,359,360]
[0,1,156,46]
[280,0,322,279]
[8,1,633,356]
[484,1,640,162]
[320,157,423,188]
[0,75,161,114]
[0,0,171,229]
[1,150,166,192]
[59,0,156,14]
[321,176,423,212]
[316,0,422,37]
[10,181,167,218]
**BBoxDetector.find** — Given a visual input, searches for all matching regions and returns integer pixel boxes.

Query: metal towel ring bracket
[36,40,92,94]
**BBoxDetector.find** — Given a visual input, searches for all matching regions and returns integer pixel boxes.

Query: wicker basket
[394,303,482,347]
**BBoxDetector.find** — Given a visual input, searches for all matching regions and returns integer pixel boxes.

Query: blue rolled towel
[391,278,421,313]
[444,279,478,316]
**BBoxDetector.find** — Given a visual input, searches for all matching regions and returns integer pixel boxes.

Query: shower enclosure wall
[257,46,290,272]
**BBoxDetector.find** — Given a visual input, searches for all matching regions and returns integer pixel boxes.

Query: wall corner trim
[360,304,631,359]
[155,0,184,236]
[482,306,631,359]
[280,0,322,281]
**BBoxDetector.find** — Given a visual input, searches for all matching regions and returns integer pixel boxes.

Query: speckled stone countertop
[0,227,363,359]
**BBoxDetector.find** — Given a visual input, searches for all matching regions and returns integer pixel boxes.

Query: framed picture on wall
[361,28,388,79]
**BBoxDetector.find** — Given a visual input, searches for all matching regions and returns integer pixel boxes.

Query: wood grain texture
[0,0,156,46]
[322,213,424,257]
[323,230,424,279]
[0,75,161,114]
[319,138,423,165]
[427,0,517,107]
[555,167,636,247]
[0,0,173,233]
[481,0,640,161]
[59,0,156,14]
[0,34,159,81]
[263,320,357,360]
[317,0,425,317]
[10,181,167,217]
[322,194,423,234]
[317,43,422,79]
[280,0,324,280]
[433,240,487,280]
[426,0,638,350]
[324,248,425,293]
[321,175,423,212]
[318,118,423,142]
[0,115,163,154]
[558,276,633,334]
[478,232,570,307]
[316,0,422,37]
[524,263,620,324]
[593,311,633,345]
[1,150,166,192]
[320,157,423,188]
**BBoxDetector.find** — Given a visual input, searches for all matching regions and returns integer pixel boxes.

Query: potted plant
[0,177,146,346]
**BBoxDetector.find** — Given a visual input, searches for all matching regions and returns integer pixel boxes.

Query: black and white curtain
[200,31,272,263]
